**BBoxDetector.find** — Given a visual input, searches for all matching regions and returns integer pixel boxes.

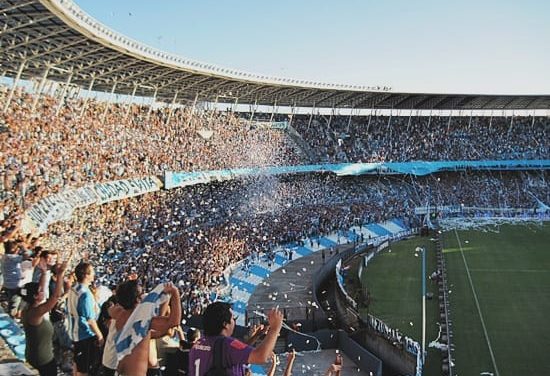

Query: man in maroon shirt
[189,302,283,376]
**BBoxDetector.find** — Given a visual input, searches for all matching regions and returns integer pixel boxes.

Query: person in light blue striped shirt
[67,262,102,376]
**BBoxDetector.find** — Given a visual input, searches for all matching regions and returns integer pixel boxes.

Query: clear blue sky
[73,0,550,95]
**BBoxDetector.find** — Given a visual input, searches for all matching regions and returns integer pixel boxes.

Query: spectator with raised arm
[189,302,283,376]
[20,257,68,375]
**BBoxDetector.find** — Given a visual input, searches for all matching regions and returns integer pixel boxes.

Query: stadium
[0,1,549,375]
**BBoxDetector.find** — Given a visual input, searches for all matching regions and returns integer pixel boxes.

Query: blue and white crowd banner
[164,165,329,189]
[115,284,170,362]
[250,120,289,130]
[22,176,162,234]
[165,160,550,190]
[22,185,97,234]
[94,176,162,204]
[23,159,550,232]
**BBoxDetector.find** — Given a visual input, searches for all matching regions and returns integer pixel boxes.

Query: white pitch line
[469,268,549,273]
[454,229,500,376]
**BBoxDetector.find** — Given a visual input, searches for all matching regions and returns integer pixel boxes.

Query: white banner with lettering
[94,176,161,204]
[21,176,162,234]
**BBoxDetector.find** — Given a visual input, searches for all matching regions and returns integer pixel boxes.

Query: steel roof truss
[154,72,195,90]
[0,14,55,36]
[111,64,160,84]
[132,67,177,87]
[1,26,69,52]
[0,0,39,14]
[333,92,361,108]
[316,91,353,107]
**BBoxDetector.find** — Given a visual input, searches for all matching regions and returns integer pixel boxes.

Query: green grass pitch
[357,236,442,376]
[442,223,550,376]
[358,222,550,376]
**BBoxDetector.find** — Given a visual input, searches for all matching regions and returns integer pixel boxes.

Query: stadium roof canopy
[1,0,549,110]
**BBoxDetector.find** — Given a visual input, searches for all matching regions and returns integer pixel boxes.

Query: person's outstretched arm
[266,352,277,376]
[151,283,182,335]
[248,308,283,364]
[283,350,296,376]
[28,260,68,323]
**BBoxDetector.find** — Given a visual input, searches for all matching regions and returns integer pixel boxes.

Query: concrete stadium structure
[1,0,550,111]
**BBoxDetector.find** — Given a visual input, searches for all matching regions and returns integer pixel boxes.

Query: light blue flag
[115,284,170,361]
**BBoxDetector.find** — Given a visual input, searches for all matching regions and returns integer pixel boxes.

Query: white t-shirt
[20,260,34,285]
[102,320,118,370]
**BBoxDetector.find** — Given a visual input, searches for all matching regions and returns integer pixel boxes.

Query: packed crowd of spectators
[23,171,547,318]
[2,86,549,313]
[1,84,549,374]
[290,113,549,163]
[0,86,303,219]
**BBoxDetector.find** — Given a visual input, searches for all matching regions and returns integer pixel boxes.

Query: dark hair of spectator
[202,302,232,336]
[187,327,201,343]
[39,249,57,259]
[116,280,142,310]
[20,282,40,305]
[4,240,17,254]
[74,262,93,283]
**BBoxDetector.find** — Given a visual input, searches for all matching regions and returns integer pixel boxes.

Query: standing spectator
[189,302,283,376]
[1,241,23,318]
[20,258,68,376]
[68,262,103,376]
[32,250,58,302]
[176,327,201,375]
[113,281,181,376]
[98,294,119,376]
[49,265,74,373]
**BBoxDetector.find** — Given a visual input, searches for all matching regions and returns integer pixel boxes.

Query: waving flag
[115,284,170,361]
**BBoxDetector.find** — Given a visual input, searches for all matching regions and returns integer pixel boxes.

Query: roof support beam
[175,76,217,94]
[3,59,26,113]
[10,36,89,63]
[165,90,178,125]
[281,88,310,104]
[523,97,540,110]
[256,86,295,104]
[79,75,95,118]
[315,91,350,107]
[72,52,126,76]
[30,65,50,112]
[238,85,267,101]
[55,69,73,115]
[0,0,38,14]
[430,96,451,110]
[292,89,326,107]
[134,68,179,88]
[40,43,104,68]
[109,63,159,84]
[124,83,139,120]
[353,94,371,110]
[101,80,117,122]
[197,79,237,98]
[333,92,360,108]
[0,27,70,53]
[156,72,196,90]
[0,14,55,36]
[402,95,429,109]
[81,58,141,82]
